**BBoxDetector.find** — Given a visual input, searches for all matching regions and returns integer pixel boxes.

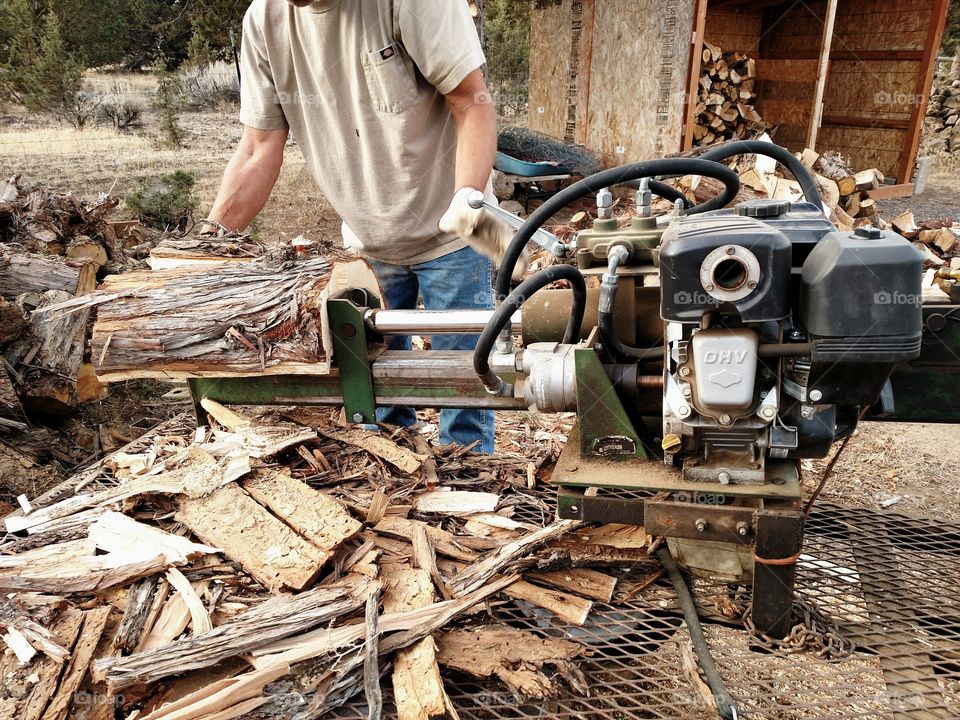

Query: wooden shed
[526,0,951,184]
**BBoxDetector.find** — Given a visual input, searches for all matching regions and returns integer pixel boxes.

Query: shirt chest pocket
[361,45,419,114]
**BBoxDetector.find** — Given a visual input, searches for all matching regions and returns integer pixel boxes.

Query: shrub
[98,99,144,131]
[178,60,240,111]
[125,170,198,231]
[153,58,184,148]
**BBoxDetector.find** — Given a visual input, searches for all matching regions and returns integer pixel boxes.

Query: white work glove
[439,187,530,281]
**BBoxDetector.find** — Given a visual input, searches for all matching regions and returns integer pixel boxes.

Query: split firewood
[694,45,767,145]
[854,168,884,192]
[13,609,85,720]
[0,596,70,661]
[363,586,384,720]
[373,517,477,563]
[525,568,618,603]
[435,625,587,698]
[503,578,593,625]
[413,490,499,515]
[920,228,959,254]
[200,400,316,459]
[4,447,250,533]
[891,210,920,239]
[242,469,361,554]
[0,512,216,592]
[323,428,426,475]
[857,198,878,218]
[448,519,583,596]
[382,565,450,720]
[94,576,369,690]
[176,483,333,591]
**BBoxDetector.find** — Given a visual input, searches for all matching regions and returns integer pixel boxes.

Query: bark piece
[373,517,476,563]
[382,566,448,720]
[525,568,618,603]
[322,428,426,474]
[363,586,383,720]
[242,469,360,554]
[0,596,69,661]
[113,575,161,654]
[504,578,593,625]
[40,606,112,720]
[176,483,332,591]
[20,610,84,720]
[448,519,583,596]
[435,624,586,698]
[94,577,368,691]
[200,400,316,459]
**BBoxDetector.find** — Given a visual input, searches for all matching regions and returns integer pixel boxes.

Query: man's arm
[443,68,497,193]
[201,125,289,234]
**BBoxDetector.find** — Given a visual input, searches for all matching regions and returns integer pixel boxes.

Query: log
[857,197,878,218]
[94,576,369,690]
[75,257,379,381]
[382,565,449,720]
[0,250,96,299]
[434,625,585,698]
[854,168,883,191]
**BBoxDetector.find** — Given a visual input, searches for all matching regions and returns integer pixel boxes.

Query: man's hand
[439,188,529,280]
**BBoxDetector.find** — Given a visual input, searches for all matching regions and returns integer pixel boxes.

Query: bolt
[718,471,731,484]
[761,406,775,419]
[747,281,758,289]
[352,412,364,423]
[809,389,823,402]
[719,413,732,425]
[736,521,749,536]
[569,505,579,514]
[726,246,736,255]
[678,406,691,418]
[682,384,692,397]
[695,518,707,532]
[705,283,715,292]
[679,366,691,377]
[789,329,803,340]
[800,405,815,420]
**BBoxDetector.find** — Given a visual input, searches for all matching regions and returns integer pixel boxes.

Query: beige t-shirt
[239,0,486,265]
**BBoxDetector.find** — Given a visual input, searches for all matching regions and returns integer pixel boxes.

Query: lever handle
[466,190,567,257]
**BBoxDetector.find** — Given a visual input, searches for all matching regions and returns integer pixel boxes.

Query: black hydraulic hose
[474,264,586,393]
[599,248,664,363]
[656,547,740,720]
[495,158,740,300]
[699,140,821,208]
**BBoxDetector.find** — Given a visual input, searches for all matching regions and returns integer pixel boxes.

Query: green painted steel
[574,348,647,459]
[327,292,379,424]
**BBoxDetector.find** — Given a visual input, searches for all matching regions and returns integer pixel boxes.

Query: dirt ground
[2,83,960,523]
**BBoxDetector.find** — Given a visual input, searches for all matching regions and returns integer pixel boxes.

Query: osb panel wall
[527,0,573,140]
[703,7,763,53]
[585,0,696,164]
[816,126,903,176]
[527,0,695,164]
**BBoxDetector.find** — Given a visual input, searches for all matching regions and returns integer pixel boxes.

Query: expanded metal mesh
[334,496,960,719]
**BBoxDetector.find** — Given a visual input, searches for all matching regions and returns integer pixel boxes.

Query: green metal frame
[326,289,380,424]
[574,348,647,459]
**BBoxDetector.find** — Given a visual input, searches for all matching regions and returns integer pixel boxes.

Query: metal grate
[333,500,960,719]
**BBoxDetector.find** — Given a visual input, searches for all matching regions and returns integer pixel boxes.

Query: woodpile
[922,57,960,157]
[693,43,769,146]
[0,404,661,719]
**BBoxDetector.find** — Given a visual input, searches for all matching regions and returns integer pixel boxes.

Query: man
[202,0,525,454]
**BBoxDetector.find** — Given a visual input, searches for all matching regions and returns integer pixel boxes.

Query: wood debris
[0,400,656,718]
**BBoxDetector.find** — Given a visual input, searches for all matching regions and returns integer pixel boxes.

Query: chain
[743,596,855,661]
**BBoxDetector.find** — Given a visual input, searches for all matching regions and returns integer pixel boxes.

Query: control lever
[467,190,568,258]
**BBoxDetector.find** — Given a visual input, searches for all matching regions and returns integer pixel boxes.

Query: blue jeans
[367,246,495,454]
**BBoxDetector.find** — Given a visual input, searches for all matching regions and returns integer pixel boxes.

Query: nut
[352,413,365,423]
[695,518,707,532]
[736,521,749,536]
[809,389,823,402]
[718,471,731,484]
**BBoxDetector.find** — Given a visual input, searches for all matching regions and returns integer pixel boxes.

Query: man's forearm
[453,99,497,193]
[204,130,287,233]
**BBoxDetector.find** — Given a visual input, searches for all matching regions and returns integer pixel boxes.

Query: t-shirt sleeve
[397,0,486,96]
[238,9,289,131]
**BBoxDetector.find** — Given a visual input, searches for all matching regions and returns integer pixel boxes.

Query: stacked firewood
[0,404,658,719]
[921,52,960,157]
[693,43,768,146]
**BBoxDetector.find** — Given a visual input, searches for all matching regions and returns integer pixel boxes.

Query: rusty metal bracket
[645,499,758,545]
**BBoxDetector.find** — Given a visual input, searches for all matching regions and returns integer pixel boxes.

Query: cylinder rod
[364,309,522,335]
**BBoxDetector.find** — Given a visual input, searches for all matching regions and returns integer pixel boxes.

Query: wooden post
[806,0,838,151]
[897,0,951,183]
[682,0,710,150]
[574,0,595,146]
